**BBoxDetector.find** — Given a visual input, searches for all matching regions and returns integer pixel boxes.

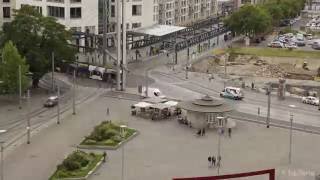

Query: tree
[0,41,29,94]
[224,5,272,38]
[0,5,76,87]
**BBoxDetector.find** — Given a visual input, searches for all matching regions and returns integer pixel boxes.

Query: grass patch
[81,121,136,147]
[50,151,103,180]
[230,47,320,59]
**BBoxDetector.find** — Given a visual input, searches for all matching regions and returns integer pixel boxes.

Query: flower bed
[50,151,103,180]
[80,121,137,147]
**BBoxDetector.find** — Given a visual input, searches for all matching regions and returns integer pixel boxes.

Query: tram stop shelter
[178,95,234,130]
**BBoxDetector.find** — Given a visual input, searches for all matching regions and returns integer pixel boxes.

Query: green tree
[225,5,272,38]
[0,5,76,87]
[0,41,29,94]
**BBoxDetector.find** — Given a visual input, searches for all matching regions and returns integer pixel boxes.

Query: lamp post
[0,129,7,180]
[57,85,60,124]
[25,72,33,144]
[288,105,296,164]
[120,125,127,180]
[216,116,224,175]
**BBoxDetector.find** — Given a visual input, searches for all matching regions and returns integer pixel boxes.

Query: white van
[220,87,244,100]
[141,87,166,99]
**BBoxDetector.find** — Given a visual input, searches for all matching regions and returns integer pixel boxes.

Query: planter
[78,131,139,150]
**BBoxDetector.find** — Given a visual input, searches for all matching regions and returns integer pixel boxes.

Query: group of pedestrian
[208,155,221,168]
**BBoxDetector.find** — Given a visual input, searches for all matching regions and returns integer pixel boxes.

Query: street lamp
[120,125,127,180]
[0,129,7,180]
[216,116,224,175]
[25,72,33,144]
[57,85,60,124]
[288,105,296,164]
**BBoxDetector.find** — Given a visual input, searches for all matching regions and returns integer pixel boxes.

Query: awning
[143,97,167,104]
[132,25,186,37]
[150,103,171,110]
[134,102,152,108]
[164,101,178,107]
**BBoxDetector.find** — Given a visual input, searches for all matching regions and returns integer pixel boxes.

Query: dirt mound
[255,64,287,78]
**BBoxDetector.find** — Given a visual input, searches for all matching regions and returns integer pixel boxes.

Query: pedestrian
[167,53,169,58]
[208,156,212,168]
[212,156,216,167]
[228,128,232,138]
[197,129,201,136]
[251,82,255,90]
[217,155,221,167]
[103,151,107,162]
[202,128,206,136]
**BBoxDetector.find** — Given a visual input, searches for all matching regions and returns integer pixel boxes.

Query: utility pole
[116,0,121,91]
[102,0,107,66]
[266,83,271,128]
[289,113,293,164]
[18,65,22,109]
[52,52,55,92]
[26,89,31,144]
[121,0,127,91]
[0,142,3,180]
[145,70,149,97]
[57,85,60,124]
[72,69,76,115]
[186,47,189,79]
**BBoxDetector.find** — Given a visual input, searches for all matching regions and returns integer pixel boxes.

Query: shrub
[55,170,69,178]
[62,158,81,171]
[111,135,122,143]
[104,139,115,145]
[85,139,97,145]
[103,129,118,139]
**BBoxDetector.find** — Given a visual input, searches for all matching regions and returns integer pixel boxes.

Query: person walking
[228,128,232,138]
[202,128,206,136]
[212,156,216,167]
[208,156,212,168]
[217,155,221,167]
[103,151,107,162]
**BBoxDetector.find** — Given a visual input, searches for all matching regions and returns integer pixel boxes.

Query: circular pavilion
[178,95,234,129]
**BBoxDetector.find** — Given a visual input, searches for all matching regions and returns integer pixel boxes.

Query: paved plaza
[3,93,320,180]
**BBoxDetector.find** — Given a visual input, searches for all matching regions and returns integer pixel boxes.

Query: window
[70,0,81,3]
[132,22,141,28]
[3,7,10,18]
[132,5,141,16]
[70,7,81,18]
[3,0,10,3]
[111,5,115,17]
[47,6,65,18]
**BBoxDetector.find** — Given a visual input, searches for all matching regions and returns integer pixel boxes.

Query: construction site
[191,47,320,97]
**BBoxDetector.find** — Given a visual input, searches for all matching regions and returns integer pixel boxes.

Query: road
[0,73,107,153]
[127,33,320,130]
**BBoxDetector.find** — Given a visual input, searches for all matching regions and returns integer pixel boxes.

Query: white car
[284,43,297,49]
[220,87,244,100]
[302,96,319,106]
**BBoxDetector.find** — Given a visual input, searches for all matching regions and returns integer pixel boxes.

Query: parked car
[305,34,313,40]
[220,87,244,100]
[268,41,284,48]
[302,96,319,106]
[294,39,306,46]
[44,96,58,107]
[312,41,320,50]
[284,43,297,49]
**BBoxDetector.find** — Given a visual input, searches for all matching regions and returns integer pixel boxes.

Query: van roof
[226,87,241,90]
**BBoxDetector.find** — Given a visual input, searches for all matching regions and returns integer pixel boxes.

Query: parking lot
[255,17,320,51]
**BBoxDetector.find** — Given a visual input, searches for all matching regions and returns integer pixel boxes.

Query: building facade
[0,0,99,34]
[158,0,218,26]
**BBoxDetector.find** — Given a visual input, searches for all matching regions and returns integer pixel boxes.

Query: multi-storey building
[159,0,218,26]
[0,0,99,34]
[105,0,157,32]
